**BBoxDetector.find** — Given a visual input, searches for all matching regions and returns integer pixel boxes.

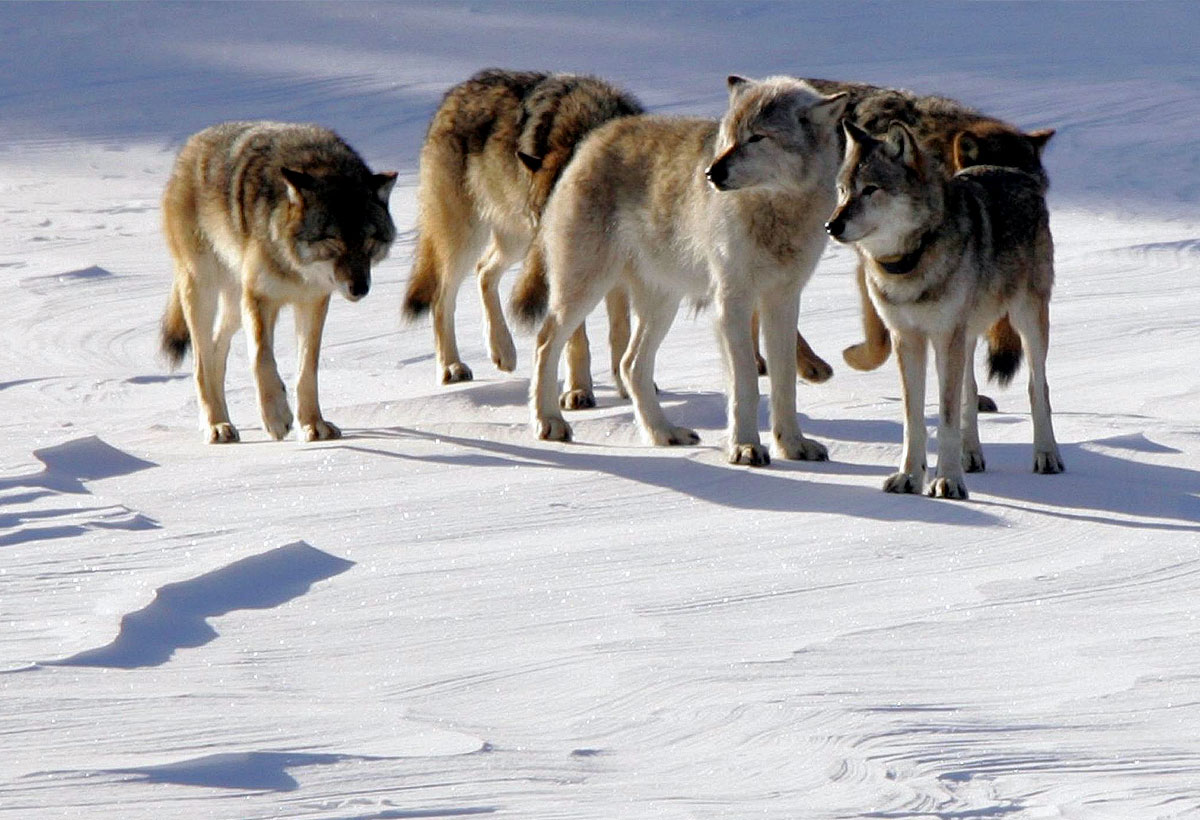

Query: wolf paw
[928,476,969,500]
[442,362,473,384]
[842,341,889,372]
[729,442,771,467]
[774,434,828,461]
[1034,449,1064,474]
[977,394,999,413]
[302,419,342,442]
[882,472,922,494]
[559,389,596,410]
[798,354,834,384]
[206,423,240,444]
[963,448,986,473]
[649,425,700,447]
[537,416,572,442]
[490,336,517,373]
[262,399,294,441]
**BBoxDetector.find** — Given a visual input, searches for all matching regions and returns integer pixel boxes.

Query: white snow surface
[2,3,1198,818]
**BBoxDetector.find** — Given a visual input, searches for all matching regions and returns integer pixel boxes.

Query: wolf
[805,78,1054,383]
[516,76,848,466]
[826,120,1064,499]
[159,121,397,443]
[403,69,643,400]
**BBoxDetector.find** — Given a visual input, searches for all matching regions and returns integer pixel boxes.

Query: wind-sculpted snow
[1,3,1198,819]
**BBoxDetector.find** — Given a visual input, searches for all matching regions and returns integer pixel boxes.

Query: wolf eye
[746,134,766,144]
[861,185,879,197]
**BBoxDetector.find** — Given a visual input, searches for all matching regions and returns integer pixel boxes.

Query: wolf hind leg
[178,250,239,443]
[843,258,893,371]
[606,285,633,399]
[476,230,526,373]
[961,335,985,472]
[929,325,970,500]
[242,283,292,441]
[621,280,691,447]
[1010,294,1063,474]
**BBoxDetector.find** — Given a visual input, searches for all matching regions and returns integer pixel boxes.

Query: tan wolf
[517,76,848,466]
[160,121,397,443]
[826,121,1064,499]
[805,78,1054,384]
[403,69,642,400]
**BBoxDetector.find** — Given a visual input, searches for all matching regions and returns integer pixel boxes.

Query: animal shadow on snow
[342,426,998,528]
[0,436,161,547]
[40,541,354,669]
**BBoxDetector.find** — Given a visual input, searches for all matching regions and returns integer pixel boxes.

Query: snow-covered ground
[2,3,1198,818]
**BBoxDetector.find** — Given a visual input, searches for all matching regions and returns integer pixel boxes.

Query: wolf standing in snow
[404,69,642,399]
[826,121,1063,499]
[160,121,397,443]
[516,76,847,466]
[805,78,1054,381]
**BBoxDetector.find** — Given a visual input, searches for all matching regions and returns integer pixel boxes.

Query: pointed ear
[884,122,920,167]
[727,75,753,97]
[952,131,980,170]
[809,92,848,126]
[372,171,398,204]
[842,119,874,148]
[1027,128,1055,156]
[516,151,543,173]
[281,167,316,206]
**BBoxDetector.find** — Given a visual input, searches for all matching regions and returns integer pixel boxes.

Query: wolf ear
[952,131,980,169]
[516,151,543,173]
[884,122,920,167]
[727,75,753,96]
[373,171,398,204]
[281,167,316,206]
[842,119,874,148]
[1027,128,1055,156]
[808,92,848,127]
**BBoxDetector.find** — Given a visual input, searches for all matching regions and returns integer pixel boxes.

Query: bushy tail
[986,315,1023,386]
[402,233,439,321]
[509,241,550,330]
[160,282,190,369]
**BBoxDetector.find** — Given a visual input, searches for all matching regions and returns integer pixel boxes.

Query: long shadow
[0,505,159,547]
[91,751,373,792]
[42,541,354,669]
[337,427,998,526]
[0,436,157,497]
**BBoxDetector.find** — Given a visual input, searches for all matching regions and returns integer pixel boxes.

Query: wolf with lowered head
[404,69,642,396]
[160,121,396,443]
[826,120,1064,499]
[517,76,847,466]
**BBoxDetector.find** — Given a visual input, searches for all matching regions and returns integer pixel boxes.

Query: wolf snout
[705,161,730,191]
[824,217,847,240]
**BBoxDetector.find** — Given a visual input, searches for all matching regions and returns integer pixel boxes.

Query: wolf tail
[509,241,550,330]
[402,233,439,320]
[985,315,1023,386]
[160,282,191,368]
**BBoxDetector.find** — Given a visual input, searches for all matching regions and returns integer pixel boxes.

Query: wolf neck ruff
[874,229,938,276]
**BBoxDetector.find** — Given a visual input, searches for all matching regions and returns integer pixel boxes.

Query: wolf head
[515,76,643,221]
[705,76,848,193]
[952,121,1054,183]
[281,168,398,301]
[825,120,942,258]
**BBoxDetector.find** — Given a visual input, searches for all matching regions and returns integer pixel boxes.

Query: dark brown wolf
[403,69,642,401]
[160,121,396,443]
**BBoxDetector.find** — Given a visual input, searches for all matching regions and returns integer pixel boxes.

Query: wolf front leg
[929,326,970,500]
[758,284,827,462]
[242,290,293,441]
[715,292,769,466]
[294,295,341,441]
[885,327,928,494]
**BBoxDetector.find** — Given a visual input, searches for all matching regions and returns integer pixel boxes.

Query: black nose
[825,218,844,239]
[705,162,728,189]
[349,279,369,299]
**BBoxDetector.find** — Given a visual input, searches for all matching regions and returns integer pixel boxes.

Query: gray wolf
[826,120,1064,499]
[159,121,397,443]
[517,76,847,466]
[806,78,1054,382]
[403,69,642,399]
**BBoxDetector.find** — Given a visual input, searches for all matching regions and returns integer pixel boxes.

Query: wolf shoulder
[953,164,1050,246]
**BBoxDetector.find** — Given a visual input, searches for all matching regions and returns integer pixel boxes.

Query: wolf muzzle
[336,258,371,301]
[824,214,848,241]
[705,155,732,191]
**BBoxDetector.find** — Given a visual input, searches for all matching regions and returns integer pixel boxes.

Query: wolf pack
[159,69,1064,501]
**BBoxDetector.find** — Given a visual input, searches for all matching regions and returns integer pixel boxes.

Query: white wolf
[515,76,847,465]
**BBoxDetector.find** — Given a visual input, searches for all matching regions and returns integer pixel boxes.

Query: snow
[1,2,1198,818]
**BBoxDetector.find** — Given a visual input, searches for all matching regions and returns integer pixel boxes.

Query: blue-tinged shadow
[0,436,157,498]
[44,542,354,669]
[102,751,354,792]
